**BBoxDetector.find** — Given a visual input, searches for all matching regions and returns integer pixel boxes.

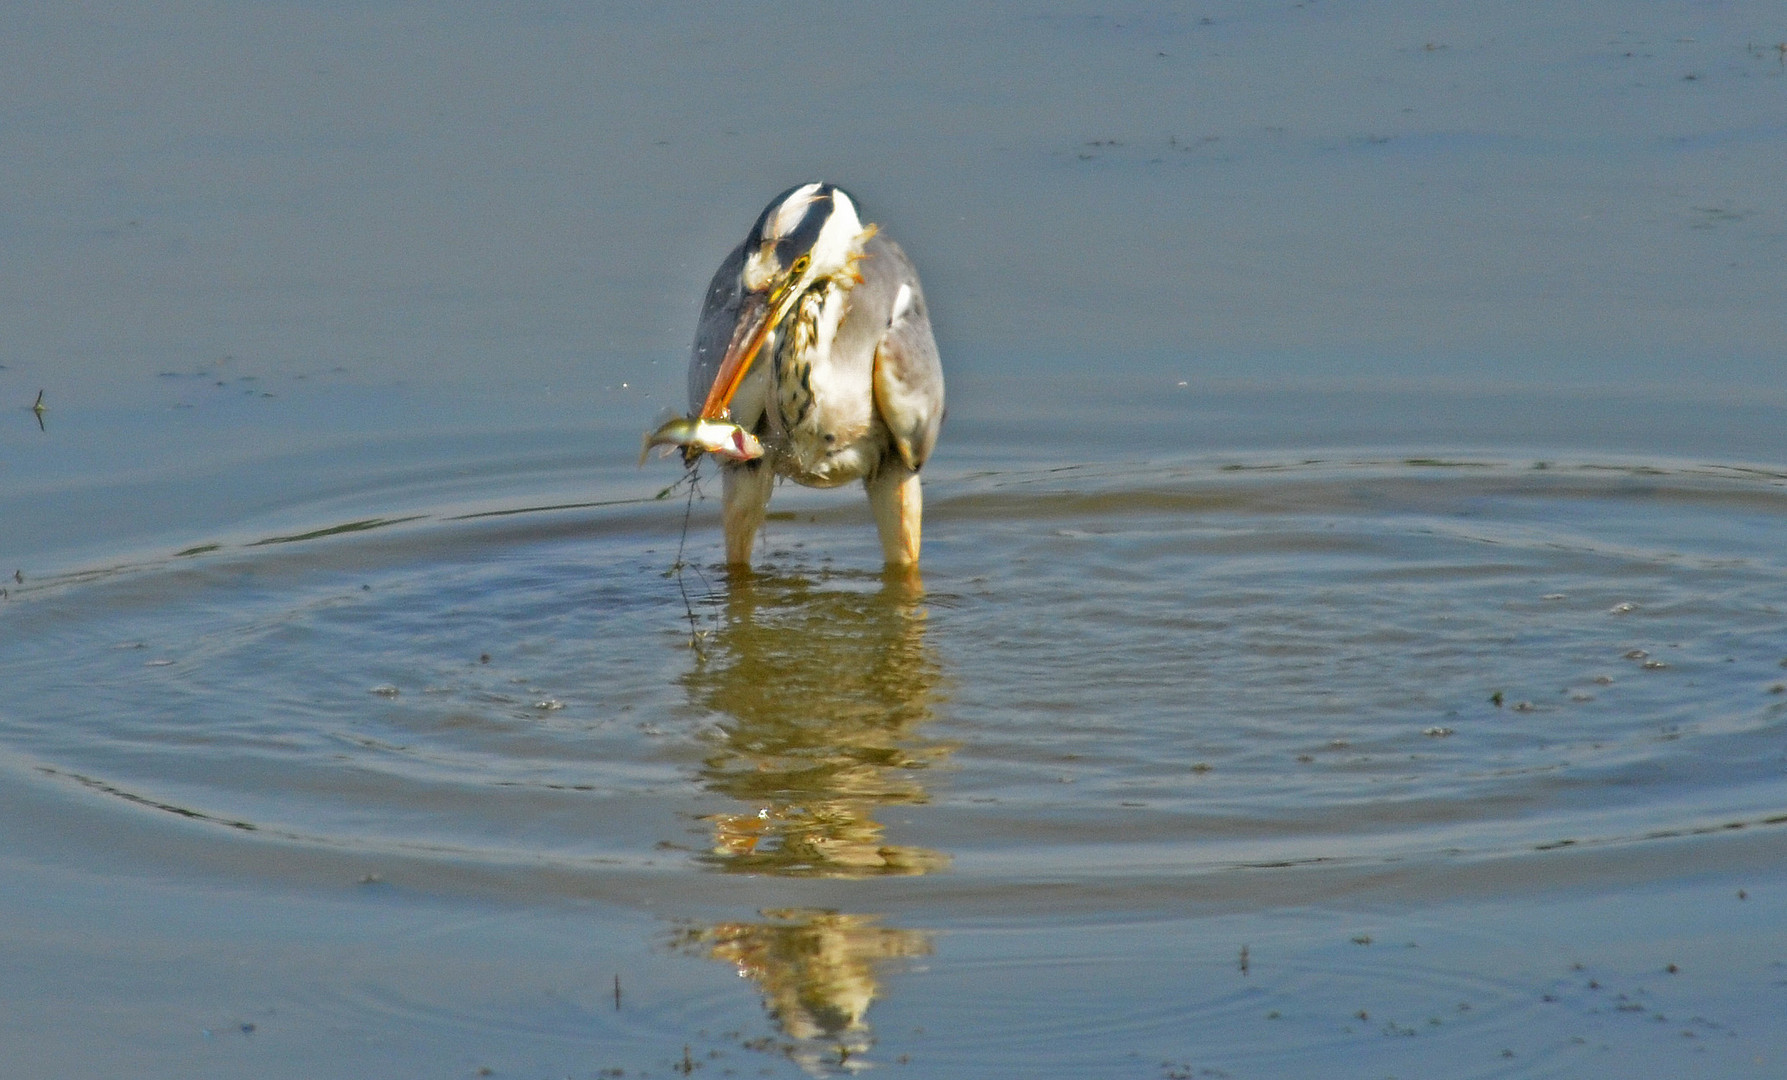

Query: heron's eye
[789,254,811,277]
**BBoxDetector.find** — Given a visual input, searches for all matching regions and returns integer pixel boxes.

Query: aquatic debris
[369,684,400,697]
[249,516,425,546]
[1609,601,1638,614]
[1424,726,1455,737]
[639,414,764,465]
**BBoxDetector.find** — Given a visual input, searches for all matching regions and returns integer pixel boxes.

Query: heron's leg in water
[867,463,922,567]
[721,461,775,567]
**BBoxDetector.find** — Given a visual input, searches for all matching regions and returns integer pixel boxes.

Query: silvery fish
[639,415,765,466]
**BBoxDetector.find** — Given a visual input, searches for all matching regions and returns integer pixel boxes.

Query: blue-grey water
[4,4,1787,1078]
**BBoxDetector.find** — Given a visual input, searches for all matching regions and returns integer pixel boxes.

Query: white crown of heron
[741,184,869,293]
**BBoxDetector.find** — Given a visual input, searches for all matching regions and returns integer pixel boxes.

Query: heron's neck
[776,225,874,365]
[778,279,838,362]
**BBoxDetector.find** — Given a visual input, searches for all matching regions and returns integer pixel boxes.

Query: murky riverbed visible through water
[5,2,1787,1077]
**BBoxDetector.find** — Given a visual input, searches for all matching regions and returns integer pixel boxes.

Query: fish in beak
[639,414,765,466]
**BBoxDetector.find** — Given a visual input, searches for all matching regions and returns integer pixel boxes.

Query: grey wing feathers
[687,239,749,414]
[866,238,946,471]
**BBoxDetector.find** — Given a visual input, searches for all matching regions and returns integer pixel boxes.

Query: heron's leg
[866,463,922,567]
[721,461,774,567]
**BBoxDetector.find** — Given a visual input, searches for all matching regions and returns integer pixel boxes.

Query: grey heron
[685,183,945,570]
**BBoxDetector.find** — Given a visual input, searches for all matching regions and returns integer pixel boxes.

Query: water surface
[6,426,1787,1076]
[4,3,1787,1078]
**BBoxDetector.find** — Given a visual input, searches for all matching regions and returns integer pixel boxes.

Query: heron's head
[698,183,877,420]
[741,183,871,294]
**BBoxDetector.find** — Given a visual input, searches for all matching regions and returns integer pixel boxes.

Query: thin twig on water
[663,461,714,652]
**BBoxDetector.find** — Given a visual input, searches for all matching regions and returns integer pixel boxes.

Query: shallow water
[5,2,1787,1077]
[5,420,1787,1076]
[14,450,1787,887]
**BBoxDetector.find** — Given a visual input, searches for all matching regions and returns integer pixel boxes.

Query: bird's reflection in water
[683,569,950,877]
[675,569,947,1070]
[672,908,933,1073]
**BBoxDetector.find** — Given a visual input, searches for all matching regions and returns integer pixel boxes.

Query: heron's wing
[687,239,750,414]
[866,239,946,472]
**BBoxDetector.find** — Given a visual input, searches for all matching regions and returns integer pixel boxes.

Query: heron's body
[685,184,944,569]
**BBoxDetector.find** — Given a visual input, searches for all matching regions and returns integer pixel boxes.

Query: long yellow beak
[697,277,805,421]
